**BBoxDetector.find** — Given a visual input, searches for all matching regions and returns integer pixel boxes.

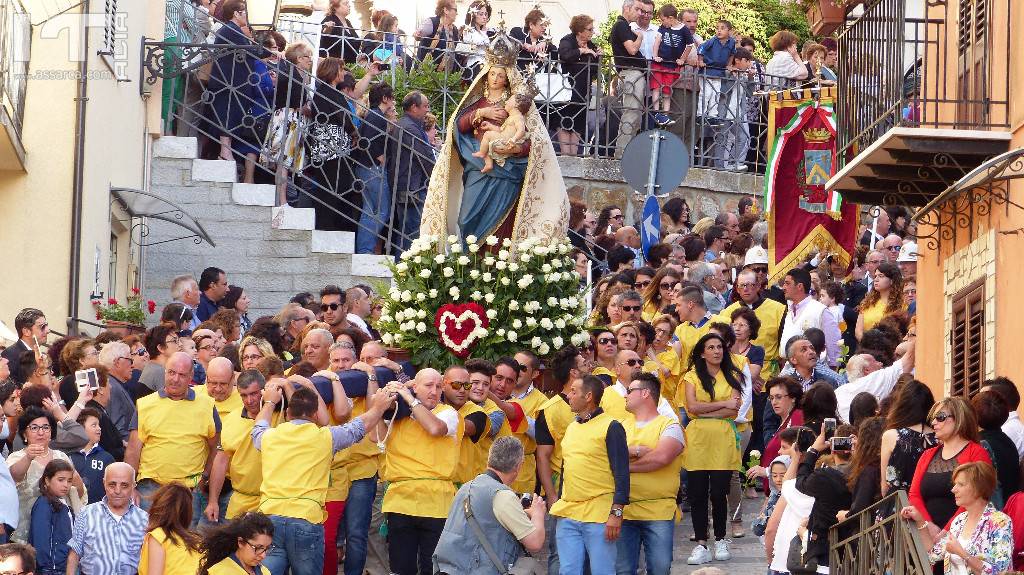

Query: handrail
[828,490,932,575]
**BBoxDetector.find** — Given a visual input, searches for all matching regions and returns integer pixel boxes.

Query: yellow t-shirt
[549,411,618,523]
[538,394,574,478]
[509,387,548,493]
[259,421,334,524]
[645,348,683,410]
[454,401,489,484]
[720,299,786,377]
[137,528,201,575]
[381,404,464,518]
[624,415,683,521]
[219,409,264,518]
[193,384,244,417]
[207,556,269,575]
[860,297,907,333]
[340,397,382,483]
[136,390,218,486]
[679,370,741,472]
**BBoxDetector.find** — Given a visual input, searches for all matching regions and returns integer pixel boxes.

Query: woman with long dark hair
[681,333,744,565]
[880,379,935,495]
[641,267,682,321]
[843,416,886,519]
[199,512,275,575]
[138,483,202,575]
[855,262,907,340]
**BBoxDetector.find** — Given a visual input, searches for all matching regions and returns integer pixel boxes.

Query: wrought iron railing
[828,490,932,575]
[837,0,1010,164]
[0,0,29,139]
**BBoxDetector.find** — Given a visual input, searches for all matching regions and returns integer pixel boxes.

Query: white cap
[897,242,918,263]
[743,246,769,267]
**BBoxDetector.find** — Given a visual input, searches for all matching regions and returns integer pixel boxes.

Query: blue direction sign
[641,195,661,260]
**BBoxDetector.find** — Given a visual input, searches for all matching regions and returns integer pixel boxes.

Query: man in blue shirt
[67,462,149,575]
[196,266,228,322]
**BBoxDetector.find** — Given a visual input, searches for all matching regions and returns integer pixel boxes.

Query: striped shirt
[68,498,148,575]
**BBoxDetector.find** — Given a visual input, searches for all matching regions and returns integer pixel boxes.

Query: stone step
[311,230,355,254]
[271,205,315,230]
[153,136,198,159]
[231,183,276,206]
[192,159,237,183]
[351,254,393,278]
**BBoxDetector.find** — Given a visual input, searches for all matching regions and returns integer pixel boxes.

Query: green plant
[351,57,465,119]
[91,288,156,325]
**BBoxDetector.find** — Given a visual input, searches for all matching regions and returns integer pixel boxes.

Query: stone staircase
[142,136,392,320]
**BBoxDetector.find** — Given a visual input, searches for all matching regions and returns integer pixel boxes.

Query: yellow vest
[454,401,489,484]
[592,366,616,381]
[381,404,463,518]
[138,528,201,575]
[193,384,244,417]
[599,386,631,423]
[338,397,382,483]
[673,321,710,373]
[720,299,786,377]
[220,409,264,518]
[509,387,548,493]
[550,411,617,523]
[624,416,683,521]
[136,391,218,486]
[207,556,268,575]
[641,299,659,322]
[538,394,574,477]
[259,421,334,524]
[645,348,683,410]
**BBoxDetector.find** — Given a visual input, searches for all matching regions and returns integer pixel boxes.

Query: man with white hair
[194,356,242,416]
[124,352,220,513]
[300,328,334,371]
[689,262,726,314]
[97,341,138,444]
[66,462,148,575]
[835,340,916,424]
[720,268,785,377]
[329,342,357,371]
[170,274,202,331]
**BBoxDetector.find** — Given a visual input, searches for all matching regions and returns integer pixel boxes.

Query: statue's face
[487,67,508,91]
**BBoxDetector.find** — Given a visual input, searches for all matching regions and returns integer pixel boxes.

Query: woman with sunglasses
[681,333,744,565]
[855,262,907,341]
[590,329,618,384]
[908,397,992,534]
[199,511,275,575]
[647,314,684,412]
[641,268,683,322]
[124,335,151,372]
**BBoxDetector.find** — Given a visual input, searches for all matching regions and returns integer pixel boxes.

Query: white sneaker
[687,544,712,565]
[714,538,732,561]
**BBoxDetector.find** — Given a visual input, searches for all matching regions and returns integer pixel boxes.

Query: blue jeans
[354,164,391,254]
[556,518,616,575]
[342,476,377,575]
[263,515,325,575]
[615,519,674,575]
[192,486,232,528]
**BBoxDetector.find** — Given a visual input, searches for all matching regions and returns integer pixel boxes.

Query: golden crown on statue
[803,128,832,143]
[485,27,521,68]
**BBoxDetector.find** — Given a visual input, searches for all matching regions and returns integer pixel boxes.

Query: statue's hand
[492,142,518,156]
[482,107,509,124]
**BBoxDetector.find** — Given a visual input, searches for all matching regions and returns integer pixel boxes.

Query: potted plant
[803,0,846,36]
[91,288,156,336]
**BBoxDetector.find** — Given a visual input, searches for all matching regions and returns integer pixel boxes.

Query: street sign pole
[645,131,665,199]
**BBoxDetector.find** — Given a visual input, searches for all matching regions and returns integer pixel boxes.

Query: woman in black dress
[880,378,935,495]
[556,15,601,156]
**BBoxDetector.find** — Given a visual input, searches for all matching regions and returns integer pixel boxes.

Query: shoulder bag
[462,485,541,575]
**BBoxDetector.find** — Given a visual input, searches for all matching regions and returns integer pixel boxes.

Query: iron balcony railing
[0,0,29,139]
[829,490,932,575]
[836,0,1010,164]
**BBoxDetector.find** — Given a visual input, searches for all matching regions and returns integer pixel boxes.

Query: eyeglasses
[620,305,641,312]
[611,214,624,220]
[244,540,274,555]
[35,322,48,331]
[27,424,52,433]
[768,394,789,402]
[134,349,149,356]
[932,412,953,423]
[737,282,757,289]
[750,267,768,274]
[165,337,180,346]
[621,358,643,367]
[242,354,263,362]
[448,381,472,390]
[321,303,342,311]
[659,281,678,290]
[598,337,616,346]
[634,281,651,289]
[626,386,645,394]
[116,356,133,363]
[887,245,901,252]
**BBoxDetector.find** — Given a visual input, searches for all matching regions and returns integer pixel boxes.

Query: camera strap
[463,483,511,575]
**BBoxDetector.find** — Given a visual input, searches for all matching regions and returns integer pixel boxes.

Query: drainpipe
[67,0,90,335]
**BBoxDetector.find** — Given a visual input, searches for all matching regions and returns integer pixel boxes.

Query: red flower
[95,312,102,320]
[90,299,100,307]
[147,300,156,314]
[132,287,141,295]
[107,298,117,305]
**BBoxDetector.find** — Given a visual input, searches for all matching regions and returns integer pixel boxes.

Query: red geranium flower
[107,298,117,305]
[95,312,102,320]
[132,287,141,295]
[90,299,100,307]
[147,300,157,314]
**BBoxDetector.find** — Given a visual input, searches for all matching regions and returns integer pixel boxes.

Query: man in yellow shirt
[601,350,678,422]
[618,371,684,575]
[124,352,219,518]
[204,369,268,523]
[467,359,510,448]
[443,365,490,484]
[549,375,630,575]
[380,368,463,575]
[509,350,548,494]
[194,357,242,417]
[251,377,393,575]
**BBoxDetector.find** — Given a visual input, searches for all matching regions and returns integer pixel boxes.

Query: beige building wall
[0,0,158,335]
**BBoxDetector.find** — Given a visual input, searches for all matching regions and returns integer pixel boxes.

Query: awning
[111,187,216,247]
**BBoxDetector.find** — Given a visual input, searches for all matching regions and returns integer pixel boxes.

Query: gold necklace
[485,90,508,106]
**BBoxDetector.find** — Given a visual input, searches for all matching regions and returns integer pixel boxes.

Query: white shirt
[736,363,753,424]
[634,417,685,446]
[636,22,659,60]
[346,313,373,338]
[611,382,679,421]
[770,479,815,573]
[1002,412,1024,459]
[836,356,911,424]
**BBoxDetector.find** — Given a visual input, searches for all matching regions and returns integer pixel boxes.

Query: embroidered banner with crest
[762,87,858,285]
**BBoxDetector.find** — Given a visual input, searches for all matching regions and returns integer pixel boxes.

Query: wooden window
[956,0,990,125]
[950,281,985,398]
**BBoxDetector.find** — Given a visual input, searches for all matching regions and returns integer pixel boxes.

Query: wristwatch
[610,506,623,518]
[409,398,422,409]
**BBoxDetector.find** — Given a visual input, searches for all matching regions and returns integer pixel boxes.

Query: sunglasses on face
[626,386,645,394]
[321,303,342,311]
[634,281,651,289]
[659,282,678,290]
[134,349,148,356]
[620,305,641,312]
[598,337,616,346]
[932,412,952,423]
[611,214,624,220]
[448,381,472,390]
[621,358,643,367]
[242,354,263,362]
[750,267,768,274]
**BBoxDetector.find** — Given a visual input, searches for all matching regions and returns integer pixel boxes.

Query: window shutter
[950,281,985,398]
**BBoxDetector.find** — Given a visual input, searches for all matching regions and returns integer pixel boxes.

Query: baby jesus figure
[471,93,532,174]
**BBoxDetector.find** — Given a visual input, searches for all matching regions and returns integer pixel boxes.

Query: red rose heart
[434,302,489,358]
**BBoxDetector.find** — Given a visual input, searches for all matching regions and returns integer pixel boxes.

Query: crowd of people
[0,192,1020,575]
[160,0,841,256]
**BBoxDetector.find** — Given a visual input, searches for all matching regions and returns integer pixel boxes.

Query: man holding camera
[433,437,547,574]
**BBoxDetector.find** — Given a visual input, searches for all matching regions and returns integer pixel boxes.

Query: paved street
[670,503,769,574]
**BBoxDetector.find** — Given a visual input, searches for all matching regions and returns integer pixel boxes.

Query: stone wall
[558,156,764,223]
[142,136,393,322]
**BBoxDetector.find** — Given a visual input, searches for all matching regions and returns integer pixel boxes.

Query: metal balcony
[0,0,28,170]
